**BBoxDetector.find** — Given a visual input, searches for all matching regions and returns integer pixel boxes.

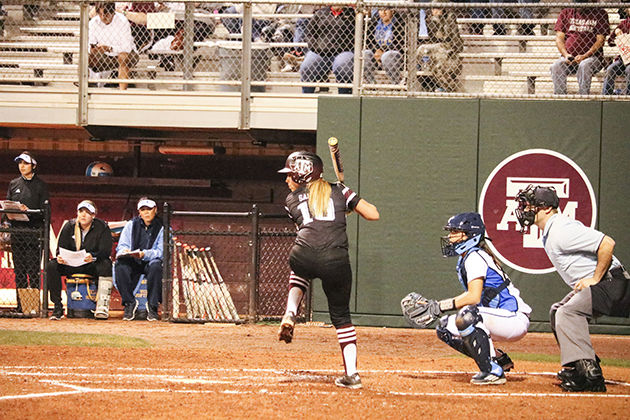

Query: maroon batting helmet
[278,151,323,184]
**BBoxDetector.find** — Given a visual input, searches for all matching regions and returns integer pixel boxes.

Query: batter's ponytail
[307,178,332,218]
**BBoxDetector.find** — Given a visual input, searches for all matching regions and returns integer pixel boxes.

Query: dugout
[314,97,630,334]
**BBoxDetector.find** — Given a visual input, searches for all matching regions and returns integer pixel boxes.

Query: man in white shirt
[88,2,138,90]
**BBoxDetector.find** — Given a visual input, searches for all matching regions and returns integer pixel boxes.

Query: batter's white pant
[444,307,530,357]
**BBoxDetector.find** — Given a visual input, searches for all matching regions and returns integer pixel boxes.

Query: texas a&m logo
[479,149,597,274]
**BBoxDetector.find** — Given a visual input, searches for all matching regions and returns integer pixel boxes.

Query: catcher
[401,212,532,385]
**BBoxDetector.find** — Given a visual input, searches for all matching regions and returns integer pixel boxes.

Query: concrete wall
[314,97,630,334]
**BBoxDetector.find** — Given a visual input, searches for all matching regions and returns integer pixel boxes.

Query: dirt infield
[1,318,630,420]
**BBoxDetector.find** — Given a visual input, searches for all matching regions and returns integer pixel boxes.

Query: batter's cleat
[123,301,138,321]
[278,312,296,343]
[493,348,514,372]
[335,373,363,389]
[49,304,64,321]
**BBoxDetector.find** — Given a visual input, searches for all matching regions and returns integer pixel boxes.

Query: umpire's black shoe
[493,349,514,372]
[557,365,578,383]
[49,304,64,321]
[123,301,138,321]
[560,359,606,392]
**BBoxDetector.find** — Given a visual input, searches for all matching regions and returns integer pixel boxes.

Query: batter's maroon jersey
[285,182,361,250]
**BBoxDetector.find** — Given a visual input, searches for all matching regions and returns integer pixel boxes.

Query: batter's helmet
[85,161,113,177]
[278,151,323,184]
[441,212,486,257]
[515,184,559,232]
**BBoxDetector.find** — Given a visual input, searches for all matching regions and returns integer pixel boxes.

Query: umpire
[515,185,630,392]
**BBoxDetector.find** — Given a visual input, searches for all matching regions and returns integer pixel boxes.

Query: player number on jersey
[297,199,335,225]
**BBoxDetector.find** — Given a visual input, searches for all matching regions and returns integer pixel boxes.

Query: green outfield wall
[313,97,630,334]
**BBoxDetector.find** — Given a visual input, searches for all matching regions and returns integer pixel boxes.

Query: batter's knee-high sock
[285,272,307,315]
[336,324,357,376]
[285,286,304,316]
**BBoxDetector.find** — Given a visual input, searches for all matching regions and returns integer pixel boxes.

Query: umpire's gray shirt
[542,213,621,288]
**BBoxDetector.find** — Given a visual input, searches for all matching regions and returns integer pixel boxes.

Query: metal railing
[1,1,629,125]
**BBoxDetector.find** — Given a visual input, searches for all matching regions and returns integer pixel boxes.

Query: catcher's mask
[278,151,323,184]
[441,212,485,257]
[514,184,559,233]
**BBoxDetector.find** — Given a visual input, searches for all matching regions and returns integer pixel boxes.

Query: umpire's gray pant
[549,288,597,366]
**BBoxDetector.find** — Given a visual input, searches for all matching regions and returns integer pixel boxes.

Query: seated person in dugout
[47,200,113,320]
[115,197,164,322]
[88,2,139,90]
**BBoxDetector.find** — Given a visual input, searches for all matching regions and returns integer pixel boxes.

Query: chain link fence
[1,1,628,97]
[0,205,50,318]
[164,204,301,323]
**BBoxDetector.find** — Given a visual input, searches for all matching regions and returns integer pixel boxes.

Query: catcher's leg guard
[436,315,472,357]
[456,305,493,373]
[94,277,113,320]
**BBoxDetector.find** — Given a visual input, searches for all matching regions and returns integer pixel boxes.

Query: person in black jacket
[300,5,355,94]
[6,151,49,314]
[363,8,405,84]
[47,200,113,320]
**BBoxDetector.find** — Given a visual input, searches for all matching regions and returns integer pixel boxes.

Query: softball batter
[277,151,379,389]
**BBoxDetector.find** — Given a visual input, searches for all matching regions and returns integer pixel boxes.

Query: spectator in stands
[116,2,214,72]
[363,8,404,85]
[602,6,630,95]
[418,3,463,92]
[220,3,277,41]
[118,2,167,52]
[301,5,355,94]
[469,0,508,36]
[46,200,113,320]
[550,2,609,95]
[88,2,139,90]
[115,197,163,321]
[273,4,316,71]
[6,151,49,314]
[517,0,540,36]
[0,3,6,38]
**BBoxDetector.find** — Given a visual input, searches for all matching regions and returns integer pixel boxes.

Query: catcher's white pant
[444,307,530,356]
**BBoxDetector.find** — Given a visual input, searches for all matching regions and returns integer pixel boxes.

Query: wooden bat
[203,247,239,320]
[192,246,228,320]
[172,242,180,318]
[195,247,232,320]
[327,137,344,183]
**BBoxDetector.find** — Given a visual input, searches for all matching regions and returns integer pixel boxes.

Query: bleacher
[0,3,626,96]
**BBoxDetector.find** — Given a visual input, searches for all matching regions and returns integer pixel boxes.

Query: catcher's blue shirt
[458,249,531,314]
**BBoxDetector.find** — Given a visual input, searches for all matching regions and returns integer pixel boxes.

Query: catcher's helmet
[85,161,113,177]
[277,151,323,184]
[441,212,485,257]
[514,184,559,232]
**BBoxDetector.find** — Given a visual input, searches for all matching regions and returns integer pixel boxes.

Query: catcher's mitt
[401,292,442,329]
